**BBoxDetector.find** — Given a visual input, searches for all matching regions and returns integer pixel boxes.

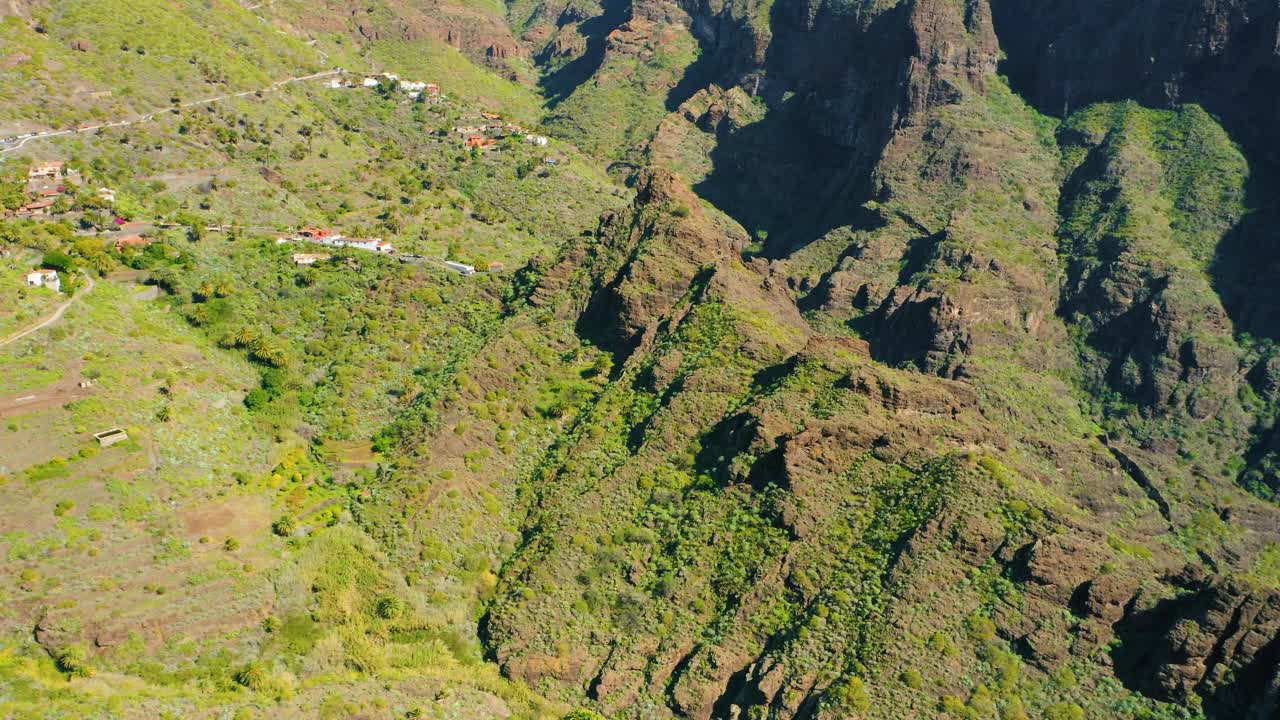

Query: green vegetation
[1,0,1276,718]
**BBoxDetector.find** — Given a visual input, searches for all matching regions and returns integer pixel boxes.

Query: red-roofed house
[465,135,497,149]
[115,235,150,252]
[297,227,342,244]
[17,199,54,217]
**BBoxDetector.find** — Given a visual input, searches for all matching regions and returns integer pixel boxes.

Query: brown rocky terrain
[278,0,527,65]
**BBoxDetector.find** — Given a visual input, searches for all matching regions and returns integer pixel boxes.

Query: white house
[401,81,428,92]
[363,73,400,88]
[25,269,61,293]
[342,237,379,251]
[443,261,475,276]
[525,134,549,146]
[341,238,396,254]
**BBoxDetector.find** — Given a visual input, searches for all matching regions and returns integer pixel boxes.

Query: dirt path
[1,70,339,154]
[0,273,94,349]
[0,369,91,419]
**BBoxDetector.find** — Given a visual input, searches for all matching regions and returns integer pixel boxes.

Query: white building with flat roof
[25,269,60,293]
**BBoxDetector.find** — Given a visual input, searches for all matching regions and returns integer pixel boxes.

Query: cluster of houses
[453,111,549,152]
[329,72,442,101]
[9,161,75,218]
[2,161,116,220]
[276,227,508,277]
[326,72,554,154]
[278,227,396,258]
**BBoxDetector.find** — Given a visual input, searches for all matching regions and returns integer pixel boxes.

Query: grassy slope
[0,1,628,716]
[0,252,62,339]
[0,0,322,132]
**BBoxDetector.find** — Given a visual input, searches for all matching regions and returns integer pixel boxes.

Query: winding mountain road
[1,70,340,155]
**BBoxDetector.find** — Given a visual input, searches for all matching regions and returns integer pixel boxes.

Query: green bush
[56,644,94,678]
[1045,703,1085,720]
[375,595,405,620]
[272,516,296,537]
[233,662,268,690]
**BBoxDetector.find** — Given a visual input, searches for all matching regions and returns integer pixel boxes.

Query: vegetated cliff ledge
[989,0,1280,161]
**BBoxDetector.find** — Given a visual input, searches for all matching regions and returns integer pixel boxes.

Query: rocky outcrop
[571,169,805,356]
[287,0,526,65]
[1117,570,1280,720]
[865,285,971,377]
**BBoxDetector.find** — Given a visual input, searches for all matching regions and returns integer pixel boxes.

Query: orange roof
[21,199,54,210]
[115,235,149,247]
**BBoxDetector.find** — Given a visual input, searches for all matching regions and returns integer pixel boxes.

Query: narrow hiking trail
[0,272,94,349]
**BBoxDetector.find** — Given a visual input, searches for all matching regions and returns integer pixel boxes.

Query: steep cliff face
[989,0,1280,159]
[461,0,1280,717]
[986,0,1280,379]
[278,0,527,64]
[675,0,1004,247]
[1116,569,1280,720]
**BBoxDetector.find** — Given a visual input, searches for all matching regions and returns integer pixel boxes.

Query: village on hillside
[3,150,514,289]
[1,66,555,293]
[323,71,551,152]
[2,61,565,297]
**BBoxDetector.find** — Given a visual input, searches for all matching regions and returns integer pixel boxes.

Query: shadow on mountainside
[691,94,878,257]
[538,0,632,108]
[674,0,908,256]
[989,0,1280,345]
